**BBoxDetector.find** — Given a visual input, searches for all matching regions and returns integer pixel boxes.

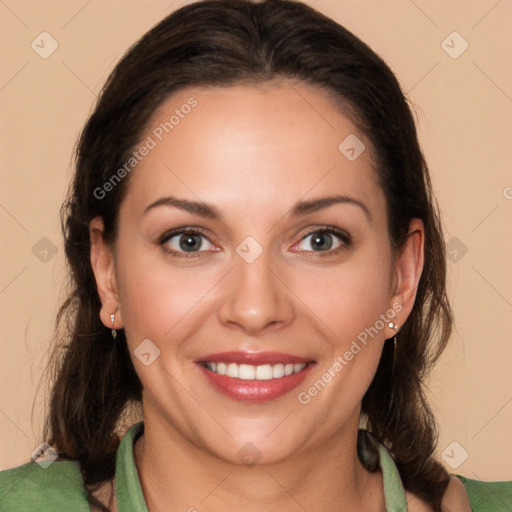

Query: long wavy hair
[43,1,453,510]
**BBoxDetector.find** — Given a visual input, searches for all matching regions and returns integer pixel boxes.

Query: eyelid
[158,226,213,244]
[158,225,352,257]
[291,226,352,254]
[158,226,219,256]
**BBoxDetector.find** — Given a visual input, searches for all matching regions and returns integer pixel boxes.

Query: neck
[134,409,385,512]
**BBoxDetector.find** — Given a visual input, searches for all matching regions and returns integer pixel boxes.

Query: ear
[90,216,123,330]
[387,218,424,334]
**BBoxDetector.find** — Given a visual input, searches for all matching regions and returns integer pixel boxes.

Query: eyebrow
[144,196,221,219]
[291,195,371,222]
[143,194,371,222]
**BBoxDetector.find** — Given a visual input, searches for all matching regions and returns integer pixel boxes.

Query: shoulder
[455,474,512,512]
[439,475,472,511]
[0,459,91,511]
[404,475,512,512]
[432,475,512,512]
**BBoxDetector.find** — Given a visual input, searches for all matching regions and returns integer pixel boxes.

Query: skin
[89,82,470,511]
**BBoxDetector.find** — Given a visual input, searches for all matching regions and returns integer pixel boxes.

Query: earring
[388,322,399,367]
[392,335,398,367]
[110,314,117,339]
[388,322,399,331]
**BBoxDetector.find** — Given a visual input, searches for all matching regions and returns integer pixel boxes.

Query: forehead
[121,82,384,221]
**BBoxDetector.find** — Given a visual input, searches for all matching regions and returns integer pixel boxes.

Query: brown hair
[44,1,452,510]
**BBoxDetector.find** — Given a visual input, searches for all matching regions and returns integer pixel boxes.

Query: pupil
[180,234,201,252]
[312,233,332,251]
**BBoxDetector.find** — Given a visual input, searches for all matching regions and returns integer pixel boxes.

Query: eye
[294,227,351,254]
[159,228,217,257]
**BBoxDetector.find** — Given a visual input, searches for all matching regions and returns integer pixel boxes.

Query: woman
[0,1,510,511]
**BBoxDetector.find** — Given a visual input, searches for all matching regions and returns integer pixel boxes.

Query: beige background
[1,0,511,481]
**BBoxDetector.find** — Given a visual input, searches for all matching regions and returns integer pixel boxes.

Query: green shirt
[1,422,510,511]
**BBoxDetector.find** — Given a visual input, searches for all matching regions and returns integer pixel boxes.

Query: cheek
[294,248,393,341]
[114,247,221,349]
[292,263,393,432]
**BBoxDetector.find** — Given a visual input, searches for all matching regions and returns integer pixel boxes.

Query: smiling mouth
[197,356,316,402]
[201,361,310,380]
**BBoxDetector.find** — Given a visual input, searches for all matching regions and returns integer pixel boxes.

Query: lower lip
[197,363,315,403]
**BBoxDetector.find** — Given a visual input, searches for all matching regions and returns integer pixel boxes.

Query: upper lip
[196,351,314,365]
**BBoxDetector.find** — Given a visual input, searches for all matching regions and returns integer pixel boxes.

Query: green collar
[115,422,148,511]
[115,422,408,511]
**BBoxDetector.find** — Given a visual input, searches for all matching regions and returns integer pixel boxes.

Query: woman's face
[93,82,421,465]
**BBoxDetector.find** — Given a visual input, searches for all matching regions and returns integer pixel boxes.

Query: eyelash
[158,226,352,258]
[294,227,352,256]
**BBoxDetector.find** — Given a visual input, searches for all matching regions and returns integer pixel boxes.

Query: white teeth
[255,364,273,380]
[238,364,255,380]
[226,363,238,378]
[204,361,307,380]
[272,363,284,378]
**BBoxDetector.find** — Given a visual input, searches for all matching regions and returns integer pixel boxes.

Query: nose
[217,248,295,336]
